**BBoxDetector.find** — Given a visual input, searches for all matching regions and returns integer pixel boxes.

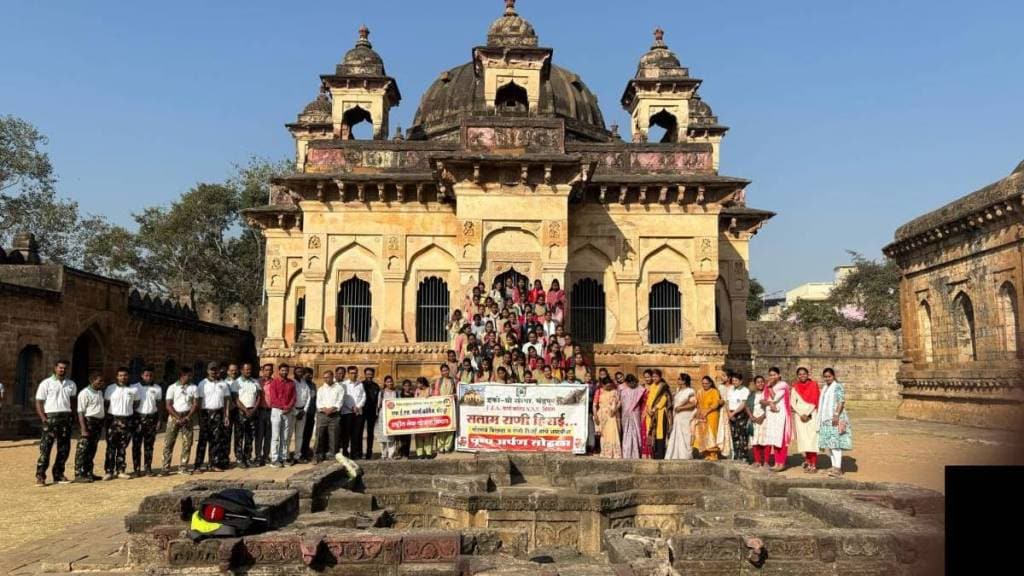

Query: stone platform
[106,455,945,575]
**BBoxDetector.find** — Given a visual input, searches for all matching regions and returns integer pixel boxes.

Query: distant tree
[785,252,901,329]
[0,116,118,266]
[746,277,765,320]
[828,252,901,329]
[123,157,289,312]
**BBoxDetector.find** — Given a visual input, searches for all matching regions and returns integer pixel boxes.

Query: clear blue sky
[2,0,1022,294]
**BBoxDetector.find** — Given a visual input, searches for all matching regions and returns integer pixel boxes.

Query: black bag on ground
[185,488,269,541]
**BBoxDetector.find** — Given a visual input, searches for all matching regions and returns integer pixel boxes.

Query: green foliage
[746,277,765,320]
[785,252,901,329]
[1,115,287,314]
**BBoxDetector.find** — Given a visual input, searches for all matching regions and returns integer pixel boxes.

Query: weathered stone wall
[0,264,254,438]
[884,162,1023,430]
[748,321,902,401]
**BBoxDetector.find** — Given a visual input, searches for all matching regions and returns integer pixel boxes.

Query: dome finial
[653,27,666,49]
[357,24,371,47]
[505,0,517,15]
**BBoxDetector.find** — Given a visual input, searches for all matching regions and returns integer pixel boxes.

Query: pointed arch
[716,276,733,345]
[496,81,529,113]
[918,300,934,363]
[999,282,1019,354]
[952,291,977,363]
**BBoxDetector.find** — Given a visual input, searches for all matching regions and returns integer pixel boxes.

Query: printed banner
[456,383,589,454]
[382,396,456,435]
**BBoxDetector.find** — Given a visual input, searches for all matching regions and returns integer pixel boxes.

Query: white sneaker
[117,472,133,480]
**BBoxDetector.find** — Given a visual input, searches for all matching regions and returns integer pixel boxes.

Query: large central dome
[409,0,608,142]
[411,62,607,141]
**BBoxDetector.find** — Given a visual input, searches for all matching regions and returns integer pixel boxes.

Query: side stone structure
[748,322,902,401]
[0,233,255,438]
[884,160,1024,429]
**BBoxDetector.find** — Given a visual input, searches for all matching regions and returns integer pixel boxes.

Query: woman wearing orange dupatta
[692,376,723,460]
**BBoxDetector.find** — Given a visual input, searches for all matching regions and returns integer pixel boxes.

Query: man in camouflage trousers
[130,367,163,476]
[74,372,107,482]
[104,367,137,480]
[35,359,78,486]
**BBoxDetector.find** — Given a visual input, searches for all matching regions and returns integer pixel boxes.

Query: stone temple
[244,0,773,379]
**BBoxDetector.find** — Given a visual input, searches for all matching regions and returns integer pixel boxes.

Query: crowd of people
[33,359,404,485]
[588,366,853,477]
[28,273,853,486]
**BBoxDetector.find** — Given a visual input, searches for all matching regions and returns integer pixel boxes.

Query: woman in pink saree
[759,367,793,471]
[618,374,647,459]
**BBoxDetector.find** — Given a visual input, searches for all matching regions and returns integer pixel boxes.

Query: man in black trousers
[360,367,380,460]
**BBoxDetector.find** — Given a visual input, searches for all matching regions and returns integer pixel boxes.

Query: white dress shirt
[341,380,366,414]
[294,380,312,413]
[35,376,77,413]
[131,383,163,415]
[105,384,137,417]
[197,378,231,410]
[317,383,345,411]
[77,386,106,419]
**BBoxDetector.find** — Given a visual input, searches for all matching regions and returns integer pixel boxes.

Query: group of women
[592,366,854,477]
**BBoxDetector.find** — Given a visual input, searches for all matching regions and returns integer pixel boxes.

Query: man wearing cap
[194,362,231,472]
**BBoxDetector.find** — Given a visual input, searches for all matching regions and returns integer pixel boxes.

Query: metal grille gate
[337,277,372,343]
[649,280,681,344]
[417,277,450,342]
[571,278,606,344]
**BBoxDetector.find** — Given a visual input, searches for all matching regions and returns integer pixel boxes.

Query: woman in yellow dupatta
[692,376,723,460]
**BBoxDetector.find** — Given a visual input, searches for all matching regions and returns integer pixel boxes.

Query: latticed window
[417,277,450,342]
[649,280,681,344]
[337,277,372,343]
[571,278,605,344]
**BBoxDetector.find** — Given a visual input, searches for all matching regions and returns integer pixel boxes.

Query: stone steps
[362,473,494,493]
[685,510,826,530]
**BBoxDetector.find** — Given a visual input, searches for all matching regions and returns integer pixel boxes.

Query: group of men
[33,359,383,486]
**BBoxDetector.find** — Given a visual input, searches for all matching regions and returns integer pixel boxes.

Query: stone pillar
[379,234,408,343]
[730,294,751,355]
[694,276,719,344]
[298,273,327,344]
[615,274,643,345]
[264,290,286,350]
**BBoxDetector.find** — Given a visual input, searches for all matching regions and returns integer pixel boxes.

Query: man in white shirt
[340,366,367,459]
[104,367,137,480]
[314,369,344,462]
[162,367,198,475]
[194,362,231,472]
[73,372,106,483]
[290,367,313,465]
[521,331,545,359]
[35,359,77,486]
[233,363,262,468]
[130,366,163,476]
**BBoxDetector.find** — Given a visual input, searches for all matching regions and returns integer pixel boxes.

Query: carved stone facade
[0,241,255,438]
[246,2,773,380]
[884,160,1024,429]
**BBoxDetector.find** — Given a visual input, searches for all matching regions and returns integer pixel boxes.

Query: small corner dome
[338,25,386,77]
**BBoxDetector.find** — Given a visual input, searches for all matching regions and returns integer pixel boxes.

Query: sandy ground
[0,402,1020,556]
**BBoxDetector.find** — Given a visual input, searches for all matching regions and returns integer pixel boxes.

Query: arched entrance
[72,325,105,387]
[494,267,530,295]
[15,345,44,407]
